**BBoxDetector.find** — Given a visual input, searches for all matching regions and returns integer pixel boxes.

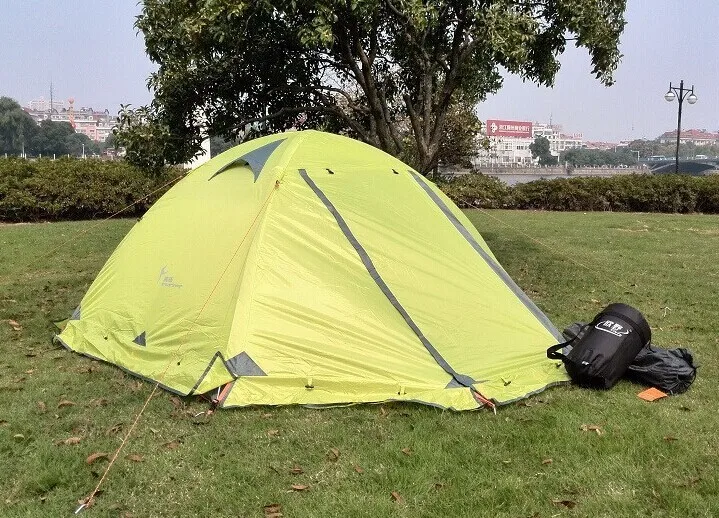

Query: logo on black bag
[595,320,631,337]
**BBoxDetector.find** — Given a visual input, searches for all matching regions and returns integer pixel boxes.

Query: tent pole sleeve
[298,169,475,388]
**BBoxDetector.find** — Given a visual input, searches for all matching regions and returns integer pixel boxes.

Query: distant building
[475,119,584,165]
[27,97,66,112]
[23,102,117,143]
[584,141,619,150]
[658,129,719,146]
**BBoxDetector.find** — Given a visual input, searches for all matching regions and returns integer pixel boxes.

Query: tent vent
[226,352,267,377]
[133,332,146,347]
[209,138,286,182]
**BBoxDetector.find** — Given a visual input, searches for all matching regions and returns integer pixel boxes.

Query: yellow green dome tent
[56,130,568,410]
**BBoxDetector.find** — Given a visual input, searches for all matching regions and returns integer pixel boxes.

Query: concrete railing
[441,165,648,176]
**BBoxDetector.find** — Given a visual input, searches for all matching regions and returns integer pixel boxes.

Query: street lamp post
[664,80,698,174]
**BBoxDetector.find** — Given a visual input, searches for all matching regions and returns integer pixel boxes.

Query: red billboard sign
[486,119,533,138]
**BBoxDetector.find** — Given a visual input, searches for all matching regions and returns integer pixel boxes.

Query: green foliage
[529,136,557,165]
[436,173,511,208]
[209,135,240,156]
[561,147,636,167]
[0,97,38,155]
[439,173,719,213]
[114,105,184,173]
[0,158,184,222]
[629,139,719,159]
[0,97,108,158]
[119,0,626,173]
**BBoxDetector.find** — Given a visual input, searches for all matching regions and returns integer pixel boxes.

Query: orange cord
[25,173,186,274]
[77,180,280,511]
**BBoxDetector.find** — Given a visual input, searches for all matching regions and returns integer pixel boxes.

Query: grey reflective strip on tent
[299,168,475,388]
[445,378,464,389]
[70,305,81,320]
[225,351,267,377]
[409,171,563,340]
[209,138,286,181]
[133,331,146,347]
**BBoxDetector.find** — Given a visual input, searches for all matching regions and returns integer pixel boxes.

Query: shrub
[437,173,511,209]
[1,162,718,222]
[438,173,719,214]
[0,158,184,222]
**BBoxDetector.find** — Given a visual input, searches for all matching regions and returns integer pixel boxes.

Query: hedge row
[439,173,719,214]
[0,158,184,222]
[2,159,719,222]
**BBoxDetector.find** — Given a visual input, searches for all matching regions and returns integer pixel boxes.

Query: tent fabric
[57,130,568,410]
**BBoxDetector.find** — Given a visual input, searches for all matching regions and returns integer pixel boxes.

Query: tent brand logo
[594,320,631,337]
[158,266,183,288]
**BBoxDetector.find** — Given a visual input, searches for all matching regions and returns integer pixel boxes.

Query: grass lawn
[0,210,717,517]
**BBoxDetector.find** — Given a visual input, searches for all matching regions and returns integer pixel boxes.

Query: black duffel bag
[547,303,651,389]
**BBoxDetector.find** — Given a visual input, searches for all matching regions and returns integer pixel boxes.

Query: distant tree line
[626,139,719,160]
[0,97,115,158]
[560,147,636,167]
[528,136,719,168]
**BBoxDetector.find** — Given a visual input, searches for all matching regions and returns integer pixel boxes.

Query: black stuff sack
[547,303,651,389]
[562,323,697,394]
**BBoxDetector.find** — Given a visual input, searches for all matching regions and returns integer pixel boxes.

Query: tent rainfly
[56,130,568,410]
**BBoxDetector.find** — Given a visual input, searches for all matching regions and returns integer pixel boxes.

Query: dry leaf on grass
[379,406,388,417]
[663,435,678,442]
[401,447,412,456]
[86,452,108,465]
[290,484,310,491]
[327,447,340,461]
[8,320,22,331]
[163,440,181,450]
[263,503,283,518]
[542,458,553,465]
[579,424,603,435]
[267,429,280,437]
[37,401,47,413]
[169,396,183,409]
[433,482,445,490]
[289,465,304,474]
[105,423,123,436]
[75,365,98,374]
[55,436,82,446]
[552,499,577,509]
[57,400,76,408]
[13,433,25,440]
[88,398,109,407]
[391,491,403,503]
[126,454,144,462]
[353,465,364,473]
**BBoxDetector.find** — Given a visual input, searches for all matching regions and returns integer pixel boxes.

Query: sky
[1,1,717,142]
